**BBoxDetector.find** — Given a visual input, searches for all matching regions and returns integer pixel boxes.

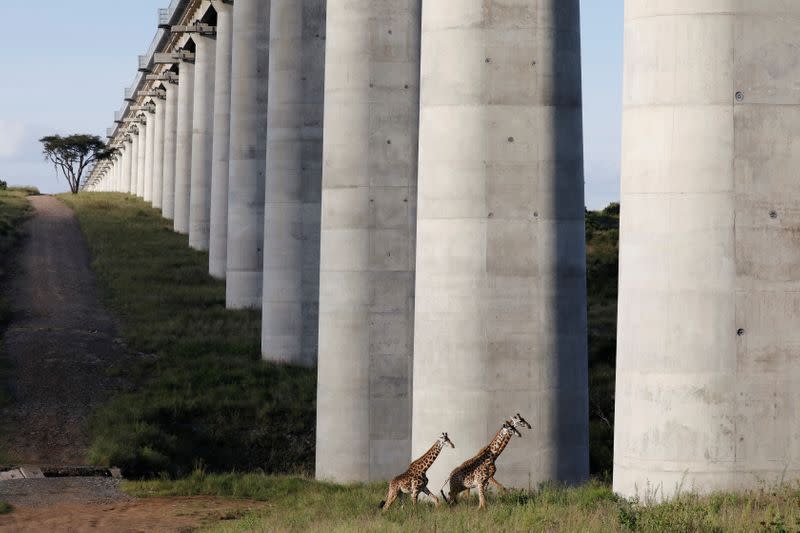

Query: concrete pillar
[411,0,589,490]
[614,1,800,499]
[189,35,217,251]
[162,81,179,220]
[209,0,234,279]
[143,106,156,203]
[130,130,140,197]
[261,0,325,366]
[123,139,133,194]
[136,119,147,198]
[315,0,419,483]
[226,0,270,309]
[174,56,196,234]
[152,96,166,209]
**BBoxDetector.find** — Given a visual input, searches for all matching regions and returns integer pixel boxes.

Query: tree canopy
[39,134,116,194]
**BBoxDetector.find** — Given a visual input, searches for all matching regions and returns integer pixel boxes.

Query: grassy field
[123,471,800,532]
[61,193,316,478]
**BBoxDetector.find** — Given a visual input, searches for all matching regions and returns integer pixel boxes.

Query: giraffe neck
[411,441,444,472]
[488,427,513,458]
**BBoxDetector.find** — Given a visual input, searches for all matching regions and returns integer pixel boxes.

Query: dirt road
[0,195,132,464]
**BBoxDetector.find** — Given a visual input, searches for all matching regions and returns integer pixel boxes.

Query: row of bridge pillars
[93,0,590,490]
[89,0,800,499]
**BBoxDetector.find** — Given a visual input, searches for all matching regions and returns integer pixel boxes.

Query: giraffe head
[511,413,532,431]
[438,432,455,449]
[502,420,523,438]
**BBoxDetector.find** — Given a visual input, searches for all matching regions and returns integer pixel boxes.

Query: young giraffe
[379,432,455,511]
[442,414,532,509]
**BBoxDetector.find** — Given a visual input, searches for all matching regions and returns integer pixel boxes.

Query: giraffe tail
[440,489,450,505]
[378,500,386,509]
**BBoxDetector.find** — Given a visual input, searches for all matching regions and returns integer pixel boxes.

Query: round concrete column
[162,81,179,220]
[174,57,196,234]
[143,107,156,203]
[316,0,419,483]
[136,119,147,198]
[130,130,140,197]
[189,35,217,251]
[412,0,589,490]
[209,0,234,279]
[226,0,270,309]
[261,0,325,366]
[614,1,800,499]
[152,96,166,209]
[123,138,133,194]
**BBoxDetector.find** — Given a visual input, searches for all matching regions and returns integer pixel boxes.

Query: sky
[0,1,624,209]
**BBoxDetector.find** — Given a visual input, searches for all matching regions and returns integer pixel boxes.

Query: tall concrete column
[130,130,140,197]
[315,0,419,483]
[152,96,166,209]
[189,35,217,251]
[615,1,800,499]
[226,0,270,309]
[411,0,589,490]
[261,0,325,366]
[174,56,196,234]
[143,106,156,203]
[136,118,147,198]
[162,81,179,220]
[209,0,234,279]
[123,138,133,194]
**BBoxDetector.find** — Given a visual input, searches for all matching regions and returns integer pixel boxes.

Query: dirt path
[0,195,133,464]
[0,496,261,532]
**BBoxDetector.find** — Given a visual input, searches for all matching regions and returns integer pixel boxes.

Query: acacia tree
[39,134,116,194]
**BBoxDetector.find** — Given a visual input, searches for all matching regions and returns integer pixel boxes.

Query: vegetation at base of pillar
[122,471,800,532]
[39,134,116,194]
[585,202,619,481]
[60,193,316,478]
[0,500,12,515]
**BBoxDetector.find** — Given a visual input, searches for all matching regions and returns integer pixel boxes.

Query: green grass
[0,501,12,515]
[60,193,316,478]
[123,471,800,532]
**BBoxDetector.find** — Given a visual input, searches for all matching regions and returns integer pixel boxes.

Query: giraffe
[379,432,455,511]
[442,414,532,509]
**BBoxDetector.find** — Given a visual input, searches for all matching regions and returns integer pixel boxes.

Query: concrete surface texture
[225,0,270,309]
[614,1,800,499]
[130,132,140,198]
[208,0,234,280]
[152,96,166,208]
[161,81,179,220]
[315,0,420,483]
[174,56,196,234]
[143,107,156,203]
[136,119,147,198]
[411,0,589,490]
[189,34,217,251]
[261,0,325,367]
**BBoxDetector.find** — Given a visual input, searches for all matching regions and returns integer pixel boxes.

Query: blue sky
[0,1,623,209]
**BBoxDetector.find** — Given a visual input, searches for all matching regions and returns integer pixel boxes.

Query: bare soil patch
[0,496,260,532]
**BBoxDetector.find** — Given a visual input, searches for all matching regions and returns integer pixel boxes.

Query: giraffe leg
[422,487,441,507]
[477,483,488,509]
[489,477,508,493]
[412,490,419,506]
[382,485,399,512]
